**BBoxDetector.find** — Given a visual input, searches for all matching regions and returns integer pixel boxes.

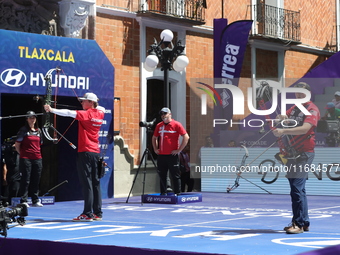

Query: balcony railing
[248,3,301,42]
[138,0,205,24]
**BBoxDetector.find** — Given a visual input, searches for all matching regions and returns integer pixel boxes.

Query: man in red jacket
[273,82,320,234]
[152,107,189,195]
[44,92,105,222]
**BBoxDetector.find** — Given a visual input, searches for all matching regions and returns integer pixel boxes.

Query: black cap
[26,111,37,118]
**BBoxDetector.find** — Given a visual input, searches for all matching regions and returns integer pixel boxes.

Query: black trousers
[18,158,42,204]
[2,179,20,205]
[157,154,181,194]
[77,152,102,217]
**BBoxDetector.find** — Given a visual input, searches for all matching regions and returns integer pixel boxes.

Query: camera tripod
[126,127,165,205]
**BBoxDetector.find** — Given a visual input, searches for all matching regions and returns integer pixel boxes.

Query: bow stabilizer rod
[0,112,45,120]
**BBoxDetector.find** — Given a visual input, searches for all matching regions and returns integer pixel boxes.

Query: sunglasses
[160,112,168,115]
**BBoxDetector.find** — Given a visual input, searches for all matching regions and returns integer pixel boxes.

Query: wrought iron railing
[248,3,301,42]
[139,0,205,23]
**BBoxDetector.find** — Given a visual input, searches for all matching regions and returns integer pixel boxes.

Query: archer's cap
[325,102,335,109]
[335,91,340,96]
[26,111,37,118]
[295,82,311,91]
[79,92,98,102]
[159,107,171,114]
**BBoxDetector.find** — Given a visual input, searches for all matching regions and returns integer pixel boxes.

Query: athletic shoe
[32,201,43,207]
[21,202,30,208]
[92,214,102,221]
[72,214,93,222]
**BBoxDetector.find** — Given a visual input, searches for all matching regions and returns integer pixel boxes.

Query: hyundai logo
[0,68,26,87]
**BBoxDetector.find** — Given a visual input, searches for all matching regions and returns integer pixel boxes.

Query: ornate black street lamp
[144,29,189,107]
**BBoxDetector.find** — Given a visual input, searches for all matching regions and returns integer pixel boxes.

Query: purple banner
[214,19,253,84]
[213,19,253,145]
[291,51,340,101]
[213,18,228,79]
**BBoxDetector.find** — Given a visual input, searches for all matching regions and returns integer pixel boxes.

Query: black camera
[317,120,340,147]
[0,203,28,237]
[317,120,340,133]
[139,118,156,128]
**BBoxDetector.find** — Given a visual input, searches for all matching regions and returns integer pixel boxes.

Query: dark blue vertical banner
[213,19,253,145]
[213,18,228,146]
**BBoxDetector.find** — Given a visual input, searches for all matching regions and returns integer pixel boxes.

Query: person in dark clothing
[15,111,43,207]
[1,136,20,205]
[179,145,194,192]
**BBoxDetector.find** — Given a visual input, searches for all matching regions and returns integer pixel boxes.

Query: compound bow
[226,81,299,193]
[226,144,272,194]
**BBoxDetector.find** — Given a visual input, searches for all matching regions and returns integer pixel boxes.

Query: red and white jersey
[285,101,320,153]
[76,108,105,153]
[153,120,187,155]
[16,127,42,160]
